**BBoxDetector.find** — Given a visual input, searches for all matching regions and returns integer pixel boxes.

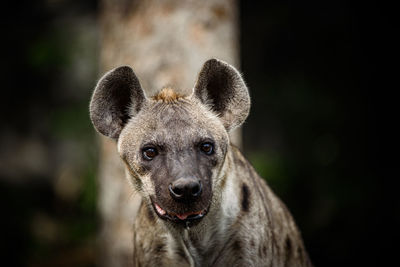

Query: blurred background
[1,0,396,266]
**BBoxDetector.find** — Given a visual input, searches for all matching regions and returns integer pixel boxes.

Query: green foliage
[248,152,291,196]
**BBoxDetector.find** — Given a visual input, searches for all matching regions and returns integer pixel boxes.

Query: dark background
[1,0,396,266]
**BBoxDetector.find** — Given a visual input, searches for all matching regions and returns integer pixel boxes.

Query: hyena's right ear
[90,66,146,139]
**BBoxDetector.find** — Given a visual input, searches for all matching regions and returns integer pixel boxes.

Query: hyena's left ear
[193,58,251,132]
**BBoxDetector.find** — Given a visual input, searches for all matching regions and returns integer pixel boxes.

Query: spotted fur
[90,59,312,266]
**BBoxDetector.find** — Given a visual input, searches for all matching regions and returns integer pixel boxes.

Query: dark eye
[200,142,214,155]
[142,147,158,160]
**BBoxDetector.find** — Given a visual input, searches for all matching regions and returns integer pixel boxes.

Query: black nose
[169,178,202,201]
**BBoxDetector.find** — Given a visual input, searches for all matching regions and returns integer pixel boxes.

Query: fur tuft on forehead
[152,87,184,102]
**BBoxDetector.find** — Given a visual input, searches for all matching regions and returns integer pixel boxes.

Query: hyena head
[90,59,250,227]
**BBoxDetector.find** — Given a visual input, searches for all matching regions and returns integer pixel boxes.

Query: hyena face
[90,59,250,227]
[118,94,229,226]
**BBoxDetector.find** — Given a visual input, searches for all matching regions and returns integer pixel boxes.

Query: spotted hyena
[90,59,312,266]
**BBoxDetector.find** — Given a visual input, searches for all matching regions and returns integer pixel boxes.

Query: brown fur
[152,87,184,102]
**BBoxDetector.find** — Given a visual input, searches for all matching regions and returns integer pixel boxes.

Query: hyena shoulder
[227,146,312,266]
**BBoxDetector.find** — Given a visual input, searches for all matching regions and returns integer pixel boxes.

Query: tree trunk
[97,0,240,266]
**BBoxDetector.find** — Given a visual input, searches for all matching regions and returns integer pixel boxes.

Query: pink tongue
[176,210,203,220]
[176,214,189,220]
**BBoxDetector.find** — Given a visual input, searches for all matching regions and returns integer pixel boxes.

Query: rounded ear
[193,59,250,132]
[89,66,146,139]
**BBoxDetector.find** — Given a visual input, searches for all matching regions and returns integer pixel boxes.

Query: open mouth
[151,201,208,225]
